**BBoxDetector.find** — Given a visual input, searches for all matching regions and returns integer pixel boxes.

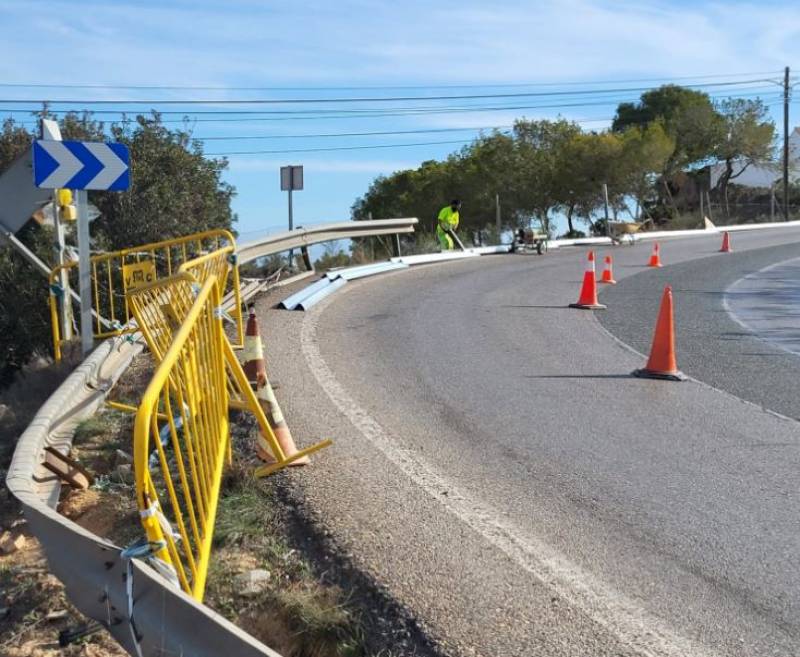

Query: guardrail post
[300,245,313,271]
[392,233,401,258]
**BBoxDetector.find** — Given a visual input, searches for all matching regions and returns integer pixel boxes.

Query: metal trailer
[511,228,549,255]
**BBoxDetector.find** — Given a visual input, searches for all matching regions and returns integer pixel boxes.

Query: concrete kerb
[551,220,800,248]
[6,344,282,655]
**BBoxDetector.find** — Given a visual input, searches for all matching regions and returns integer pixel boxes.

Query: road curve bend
[262,227,800,657]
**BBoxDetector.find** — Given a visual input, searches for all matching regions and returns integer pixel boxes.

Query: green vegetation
[206,460,370,656]
[0,113,236,385]
[352,85,779,239]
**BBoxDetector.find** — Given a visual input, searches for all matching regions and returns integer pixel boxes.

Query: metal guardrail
[237,217,418,265]
[5,333,279,656]
[49,229,242,361]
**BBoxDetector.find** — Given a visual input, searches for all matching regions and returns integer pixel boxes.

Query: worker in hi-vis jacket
[437,199,461,250]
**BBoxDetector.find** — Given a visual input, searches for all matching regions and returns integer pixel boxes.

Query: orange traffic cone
[599,255,616,284]
[719,231,732,253]
[243,303,309,465]
[648,242,663,268]
[632,285,686,381]
[569,251,606,309]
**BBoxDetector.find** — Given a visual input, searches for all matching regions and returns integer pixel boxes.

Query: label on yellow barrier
[123,260,156,291]
[243,336,264,362]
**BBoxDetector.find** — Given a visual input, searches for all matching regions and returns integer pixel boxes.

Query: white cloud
[2,1,799,89]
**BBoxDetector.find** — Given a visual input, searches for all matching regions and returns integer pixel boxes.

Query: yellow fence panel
[179,247,244,349]
[127,273,331,479]
[49,229,241,360]
[133,275,228,601]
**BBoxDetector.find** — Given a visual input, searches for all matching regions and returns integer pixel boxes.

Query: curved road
[263,227,800,657]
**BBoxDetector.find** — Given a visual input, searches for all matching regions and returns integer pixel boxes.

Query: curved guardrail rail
[237,217,418,264]
[5,334,279,656]
[6,217,411,656]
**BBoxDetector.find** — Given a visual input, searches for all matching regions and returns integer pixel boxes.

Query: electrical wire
[0,70,783,91]
[205,138,482,156]
[0,78,776,106]
[193,125,513,140]
[0,87,780,125]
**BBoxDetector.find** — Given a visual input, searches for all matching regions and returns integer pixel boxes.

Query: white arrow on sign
[36,141,83,189]
[82,142,128,190]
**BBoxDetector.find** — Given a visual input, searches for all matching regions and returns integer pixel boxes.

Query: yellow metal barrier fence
[179,247,244,348]
[133,275,228,601]
[49,229,243,360]
[127,274,331,479]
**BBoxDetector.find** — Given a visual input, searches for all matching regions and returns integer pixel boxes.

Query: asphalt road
[262,227,800,657]
[597,240,800,421]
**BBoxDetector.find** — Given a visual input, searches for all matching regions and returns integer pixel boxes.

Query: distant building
[709,127,800,189]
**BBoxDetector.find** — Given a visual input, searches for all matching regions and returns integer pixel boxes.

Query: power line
[0,70,783,92]
[0,78,775,106]
[0,86,780,123]
[206,139,482,156]
[193,125,513,140]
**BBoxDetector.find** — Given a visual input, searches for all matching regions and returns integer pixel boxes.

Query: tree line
[351,85,778,238]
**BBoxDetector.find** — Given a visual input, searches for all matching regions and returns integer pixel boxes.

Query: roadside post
[32,138,130,356]
[40,119,75,341]
[280,164,303,267]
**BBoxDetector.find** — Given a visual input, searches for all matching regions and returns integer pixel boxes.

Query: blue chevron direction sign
[32,140,130,191]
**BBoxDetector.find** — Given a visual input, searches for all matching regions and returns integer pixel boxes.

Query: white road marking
[724,256,800,358]
[300,295,716,657]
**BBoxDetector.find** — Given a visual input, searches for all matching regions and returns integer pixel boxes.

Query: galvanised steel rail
[5,332,280,656]
[237,217,418,265]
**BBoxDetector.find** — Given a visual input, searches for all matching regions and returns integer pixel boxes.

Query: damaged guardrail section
[5,335,280,656]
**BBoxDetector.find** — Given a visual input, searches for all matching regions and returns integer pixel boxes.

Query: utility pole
[602,183,610,232]
[784,66,790,221]
[495,193,501,237]
[699,184,704,220]
[771,183,776,222]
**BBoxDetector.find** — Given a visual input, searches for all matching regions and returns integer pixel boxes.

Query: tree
[712,98,776,217]
[617,123,675,220]
[0,112,237,384]
[0,118,32,172]
[512,118,582,234]
[555,131,624,233]
[93,116,235,249]
[613,85,723,215]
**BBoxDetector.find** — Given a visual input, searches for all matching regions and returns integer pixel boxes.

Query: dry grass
[2,340,435,657]
[0,347,82,469]
[205,455,366,657]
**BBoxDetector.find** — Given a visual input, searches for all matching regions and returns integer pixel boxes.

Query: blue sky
[1,0,800,240]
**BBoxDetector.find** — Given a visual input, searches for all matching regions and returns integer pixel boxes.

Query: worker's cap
[450,199,461,207]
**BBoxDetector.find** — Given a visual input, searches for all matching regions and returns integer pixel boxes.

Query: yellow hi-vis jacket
[438,206,459,232]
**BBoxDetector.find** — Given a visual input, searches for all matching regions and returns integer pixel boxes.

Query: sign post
[39,119,75,341]
[75,190,92,355]
[280,165,303,265]
[32,138,130,356]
